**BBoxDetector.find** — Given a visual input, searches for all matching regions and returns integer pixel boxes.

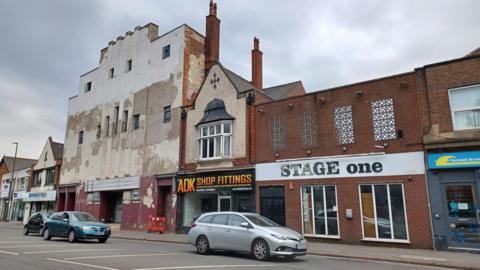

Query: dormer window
[196,99,235,160]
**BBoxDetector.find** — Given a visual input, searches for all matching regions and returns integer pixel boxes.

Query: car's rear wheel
[23,226,29,235]
[252,239,270,261]
[43,228,51,240]
[68,230,77,243]
[196,236,210,255]
[98,238,108,243]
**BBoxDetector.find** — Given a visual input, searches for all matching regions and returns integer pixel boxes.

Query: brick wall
[256,175,433,249]
[255,72,423,163]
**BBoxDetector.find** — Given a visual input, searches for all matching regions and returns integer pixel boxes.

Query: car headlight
[106,226,111,231]
[271,233,288,240]
[81,226,93,230]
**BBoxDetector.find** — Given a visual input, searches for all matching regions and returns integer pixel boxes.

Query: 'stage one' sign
[256,152,425,181]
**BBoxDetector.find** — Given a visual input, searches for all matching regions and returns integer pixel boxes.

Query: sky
[0,0,479,159]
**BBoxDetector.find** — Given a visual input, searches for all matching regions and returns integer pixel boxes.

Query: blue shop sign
[428,151,480,169]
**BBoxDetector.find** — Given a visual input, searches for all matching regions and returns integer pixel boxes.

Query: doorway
[100,191,123,223]
[218,195,231,211]
[443,184,480,249]
[260,186,286,226]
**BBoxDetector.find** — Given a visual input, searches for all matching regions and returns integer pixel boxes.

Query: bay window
[198,121,232,160]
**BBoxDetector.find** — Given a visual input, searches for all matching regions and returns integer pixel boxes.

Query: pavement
[1,221,479,270]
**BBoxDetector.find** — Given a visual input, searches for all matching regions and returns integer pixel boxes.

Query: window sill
[303,234,340,239]
[361,238,410,244]
[197,157,232,163]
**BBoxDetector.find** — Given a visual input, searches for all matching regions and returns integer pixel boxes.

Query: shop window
[301,185,339,237]
[300,111,318,149]
[271,116,286,152]
[360,184,408,241]
[33,171,42,187]
[45,168,55,185]
[449,85,480,130]
[371,98,396,141]
[198,122,232,160]
[334,106,354,144]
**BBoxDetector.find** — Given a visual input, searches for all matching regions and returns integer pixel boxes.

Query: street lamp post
[3,143,18,221]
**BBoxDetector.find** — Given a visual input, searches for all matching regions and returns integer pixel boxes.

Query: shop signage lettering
[176,170,255,193]
[85,176,140,192]
[428,151,480,169]
[23,191,56,202]
[257,152,425,181]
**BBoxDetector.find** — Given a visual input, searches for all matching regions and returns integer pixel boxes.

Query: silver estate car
[188,212,307,260]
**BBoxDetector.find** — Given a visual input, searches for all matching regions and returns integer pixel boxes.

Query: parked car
[43,211,111,243]
[23,212,49,236]
[188,212,307,261]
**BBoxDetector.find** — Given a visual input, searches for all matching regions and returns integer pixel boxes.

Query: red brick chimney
[251,37,263,89]
[205,0,220,74]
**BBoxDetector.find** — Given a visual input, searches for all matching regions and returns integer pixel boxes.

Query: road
[0,227,455,270]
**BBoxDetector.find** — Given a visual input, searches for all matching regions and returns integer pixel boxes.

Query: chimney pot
[205,1,220,74]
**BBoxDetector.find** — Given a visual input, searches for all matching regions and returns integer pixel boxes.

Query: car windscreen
[71,212,98,222]
[244,214,280,227]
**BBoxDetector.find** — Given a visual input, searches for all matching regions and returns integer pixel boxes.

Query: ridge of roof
[220,64,259,94]
[261,80,304,100]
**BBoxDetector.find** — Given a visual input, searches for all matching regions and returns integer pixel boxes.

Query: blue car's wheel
[68,230,77,243]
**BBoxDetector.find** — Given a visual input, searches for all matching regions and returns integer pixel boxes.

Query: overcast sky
[0,0,479,159]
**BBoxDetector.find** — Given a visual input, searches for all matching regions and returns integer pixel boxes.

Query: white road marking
[45,258,119,270]
[398,255,447,262]
[0,244,72,248]
[64,253,178,260]
[23,248,127,254]
[0,250,20,255]
[0,240,44,244]
[133,265,275,270]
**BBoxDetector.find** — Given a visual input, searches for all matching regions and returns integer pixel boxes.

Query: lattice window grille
[271,116,286,152]
[371,98,396,141]
[334,106,355,144]
[300,111,318,149]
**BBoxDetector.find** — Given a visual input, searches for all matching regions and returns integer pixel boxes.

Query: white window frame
[358,183,410,243]
[448,84,480,131]
[300,185,340,239]
[198,121,232,160]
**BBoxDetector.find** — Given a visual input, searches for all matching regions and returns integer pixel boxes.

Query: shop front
[176,169,255,232]
[22,190,56,223]
[83,176,140,224]
[426,150,480,251]
[256,151,433,249]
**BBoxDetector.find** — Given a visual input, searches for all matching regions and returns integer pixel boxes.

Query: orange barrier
[146,215,166,233]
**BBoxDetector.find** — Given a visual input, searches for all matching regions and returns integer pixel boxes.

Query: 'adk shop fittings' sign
[176,169,255,193]
[256,152,425,181]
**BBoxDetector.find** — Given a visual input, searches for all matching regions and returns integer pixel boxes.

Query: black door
[260,186,286,226]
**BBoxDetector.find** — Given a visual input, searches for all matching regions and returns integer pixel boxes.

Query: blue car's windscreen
[71,212,98,222]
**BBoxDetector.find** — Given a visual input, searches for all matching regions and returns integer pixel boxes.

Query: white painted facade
[61,23,205,186]
[185,64,248,168]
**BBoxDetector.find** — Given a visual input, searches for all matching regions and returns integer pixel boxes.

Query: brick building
[418,49,480,250]
[254,71,433,248]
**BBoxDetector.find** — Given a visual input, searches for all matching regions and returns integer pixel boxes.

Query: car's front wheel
[196,236,210,255]
[39,226,45,236]
[68,230,77,243]
[252,239,270,261]
[23,226,29,235]
[43,228,51,240]
[98,238,108,243]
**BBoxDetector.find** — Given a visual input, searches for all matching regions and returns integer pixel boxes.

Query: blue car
[43,211,111,243]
